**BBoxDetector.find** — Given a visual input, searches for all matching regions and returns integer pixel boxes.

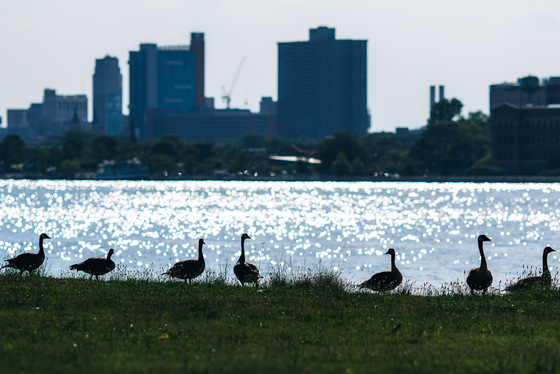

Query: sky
[1,0,560,133]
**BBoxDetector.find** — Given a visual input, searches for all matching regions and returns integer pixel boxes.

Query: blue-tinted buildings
[277,27,368,140]
[93,56,122,135]
[129,33,205,141]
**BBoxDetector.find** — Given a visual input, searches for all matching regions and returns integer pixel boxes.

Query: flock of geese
[0,233,557,293]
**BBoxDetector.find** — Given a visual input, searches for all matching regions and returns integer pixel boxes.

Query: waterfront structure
[145,102,276,142]
[129,33,205,141]
[490,76,560,110]
[93,56,122,135]
[491,103,560,174]
[277,27,368,140]
[6,89,87,144]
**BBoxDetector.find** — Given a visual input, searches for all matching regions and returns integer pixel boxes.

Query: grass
[1,269,560,373]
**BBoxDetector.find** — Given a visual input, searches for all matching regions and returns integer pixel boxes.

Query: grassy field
[1,271,560,374]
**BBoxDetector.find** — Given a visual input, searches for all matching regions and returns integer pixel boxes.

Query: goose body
[70,248,116,280]
[3,233,50,275]
[506,246,556,292]
[466,235,493,294]
[233,234,263,286]
[359,248,403,292]
[163,239,205,283]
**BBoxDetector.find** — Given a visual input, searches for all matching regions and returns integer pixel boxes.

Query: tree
[331,152,352,175]
[93,135,118,162]
[0,135,25,167]
[317,132,368,173]
[151,138,179,162]
[409,120,489,175]
[429,98,464,124]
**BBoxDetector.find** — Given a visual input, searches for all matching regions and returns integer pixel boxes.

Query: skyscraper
[277,27,368,140]
[129,33,205,141]
[93,56,122,135]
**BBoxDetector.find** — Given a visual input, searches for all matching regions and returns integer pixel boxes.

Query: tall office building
[129,33,205,141]
[277,27,368,140]
[93,56,122,135]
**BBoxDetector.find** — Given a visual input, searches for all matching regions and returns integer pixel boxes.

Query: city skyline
[2,0,560,133]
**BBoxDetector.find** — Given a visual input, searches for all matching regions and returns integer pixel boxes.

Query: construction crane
[222,57,246,110]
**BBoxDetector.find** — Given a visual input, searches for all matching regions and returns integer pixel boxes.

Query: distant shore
[2,173,560,184]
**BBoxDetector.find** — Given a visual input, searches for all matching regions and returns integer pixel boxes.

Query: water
[1,179,559,288]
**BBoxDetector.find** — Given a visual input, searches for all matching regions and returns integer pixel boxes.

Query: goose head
[478,235,491,243]
[385,248,396,256]
[199,238,205,246]
[544,246,556,255]
[107,248,114,258]
[242,233,251,241]
[40,233,50,240]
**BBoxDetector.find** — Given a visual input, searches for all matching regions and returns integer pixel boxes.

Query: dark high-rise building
[277,27,368,140]
[93,56,122,135]
[129,33,205,141]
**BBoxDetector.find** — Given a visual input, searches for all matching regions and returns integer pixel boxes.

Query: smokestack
[439,85,445,101]
[430,85,436,110]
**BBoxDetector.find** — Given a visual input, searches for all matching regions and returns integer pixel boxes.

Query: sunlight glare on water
[0,180,560,287]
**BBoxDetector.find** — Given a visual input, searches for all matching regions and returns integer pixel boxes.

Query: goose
[70,248,116,280]
[233,233,263,286]
[359,248,403,292]
[466,235,493,294]
[162,239,205,284]
[506,246,556,292]
[2,233,50,275]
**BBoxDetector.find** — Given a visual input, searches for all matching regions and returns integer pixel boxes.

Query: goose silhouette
[506,246,556,292]
[70,248,116,280]
[359,248,403,292]
[466,235,493,294]
[2,233,50,275]
[233,233,263,286]
[163,239,206,284]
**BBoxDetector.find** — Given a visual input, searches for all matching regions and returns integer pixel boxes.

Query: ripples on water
[0,180,559,287]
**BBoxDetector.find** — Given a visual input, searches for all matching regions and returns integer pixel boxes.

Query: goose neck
[543,251,551,275]
[478,238,487,266]
[39,236,45,254]
[239,237,246,263]
[198,241,204,261]
[390,252,397,270]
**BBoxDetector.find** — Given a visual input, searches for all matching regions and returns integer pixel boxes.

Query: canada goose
[2,233,50,275]
[466,235,493,294]
[70,248,116,280]
[162,239,205,284]
[233,233,263,286]
[359,248,403,292]
[506,246,556,292]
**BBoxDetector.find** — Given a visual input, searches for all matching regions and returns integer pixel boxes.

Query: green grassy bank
[1,274,560,374]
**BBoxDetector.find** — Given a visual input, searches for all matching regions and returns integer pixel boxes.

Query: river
[1,180,559,290]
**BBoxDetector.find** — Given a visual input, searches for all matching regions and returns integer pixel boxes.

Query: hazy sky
[2,0,560,132]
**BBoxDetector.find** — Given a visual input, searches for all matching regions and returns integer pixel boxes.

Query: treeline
[0,99,506,178]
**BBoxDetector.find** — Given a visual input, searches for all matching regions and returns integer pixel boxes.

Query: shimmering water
[1,180,559,288]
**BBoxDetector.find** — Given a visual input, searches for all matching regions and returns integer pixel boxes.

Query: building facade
[129,33,205,141]
[277,27,368,140]
[93,56,122,135]
[7,89,87,144]
[490,76,560,110]
[491,103,560,174]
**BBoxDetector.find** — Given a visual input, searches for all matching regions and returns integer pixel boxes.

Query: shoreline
[3,173,560,183]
